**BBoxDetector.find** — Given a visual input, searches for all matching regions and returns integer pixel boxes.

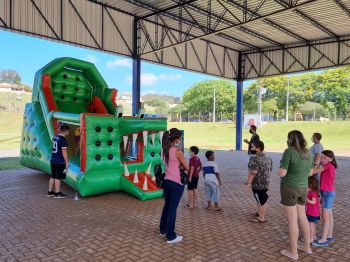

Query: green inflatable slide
[19,57,167,200]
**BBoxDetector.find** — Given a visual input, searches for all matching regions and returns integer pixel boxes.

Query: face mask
[250,145,257,154]
[174,140,181,147]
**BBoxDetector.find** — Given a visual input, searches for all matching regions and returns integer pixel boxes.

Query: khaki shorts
[280,182,307,206]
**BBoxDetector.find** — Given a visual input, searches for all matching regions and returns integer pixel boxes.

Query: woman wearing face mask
[278,130,314,260]
[159,128,189,244]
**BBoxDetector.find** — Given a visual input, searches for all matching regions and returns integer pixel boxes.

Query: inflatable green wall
[20,57,167,200]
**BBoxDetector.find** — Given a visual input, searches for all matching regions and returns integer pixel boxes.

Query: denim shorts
[321,190,335,209]
[205,180,219,203]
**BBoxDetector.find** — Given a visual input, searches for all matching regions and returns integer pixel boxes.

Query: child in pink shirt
[306,176,320,243]
[312,150,337,247]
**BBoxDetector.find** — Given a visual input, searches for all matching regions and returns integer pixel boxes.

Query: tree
[298,101,327,120]
[145,97,167,108]
[168,104,187,121]
[142,94,174,104]
[314,68,350,120]
[262,99,278,115]
[244,74,322,118]
[0,69,21,84]
[181,79,236,120]
[154,106,168,114]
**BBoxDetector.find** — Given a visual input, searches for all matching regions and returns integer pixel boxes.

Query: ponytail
[162,128,183,165]
[162,131,170,165]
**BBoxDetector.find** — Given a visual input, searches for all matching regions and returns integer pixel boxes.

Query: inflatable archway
[19,57,166,200]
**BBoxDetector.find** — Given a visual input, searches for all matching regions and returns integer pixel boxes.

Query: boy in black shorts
[246,140,272,223]
[47,125,70,199]
[186,146,202,208]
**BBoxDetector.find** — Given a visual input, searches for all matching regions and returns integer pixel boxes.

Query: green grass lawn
[0,157,22,170]
[0,111,24,150]
[0,110,349,156]
[169,121,350,155]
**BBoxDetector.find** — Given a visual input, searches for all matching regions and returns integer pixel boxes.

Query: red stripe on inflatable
[53,119,58,135]
[88,96,109,114]
[42,74,58,111]
[80,114,87,172]
[110,89,118,107]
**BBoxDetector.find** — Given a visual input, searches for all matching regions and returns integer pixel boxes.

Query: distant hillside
[142,94,179,105]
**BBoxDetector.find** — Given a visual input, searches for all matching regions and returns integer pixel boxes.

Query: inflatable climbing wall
[20,57,167,200]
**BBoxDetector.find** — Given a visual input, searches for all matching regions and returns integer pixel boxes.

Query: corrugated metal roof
[1,0,350,79]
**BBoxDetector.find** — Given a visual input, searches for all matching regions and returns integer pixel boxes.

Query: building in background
[0,83,26,93]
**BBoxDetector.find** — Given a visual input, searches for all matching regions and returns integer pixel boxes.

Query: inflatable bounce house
[19,57,167,200]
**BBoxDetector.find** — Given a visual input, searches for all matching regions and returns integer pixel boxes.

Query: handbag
[180,167,189,185]
[154,164,165,188]
[154,163,188,187]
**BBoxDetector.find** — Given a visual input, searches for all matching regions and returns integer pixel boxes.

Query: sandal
[280,249,298,260]
[250,218,267,223]
[297,245,312,254]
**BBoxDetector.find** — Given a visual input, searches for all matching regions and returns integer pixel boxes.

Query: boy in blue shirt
[47,125,69,198]
[203,151,222,211]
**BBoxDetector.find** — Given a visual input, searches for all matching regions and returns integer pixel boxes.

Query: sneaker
[166,235,183,244]
[312,241,329,247]
[46,191,55,197]
[54,192,67,199]
[327,237,335,242]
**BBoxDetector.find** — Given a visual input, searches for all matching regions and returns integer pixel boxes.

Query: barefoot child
[186,146,202,208]
[312,150,337,247]
[306,176,320,243]
[203,151,222,211]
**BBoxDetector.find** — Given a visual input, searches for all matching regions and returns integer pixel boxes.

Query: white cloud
[85,55,98,63]
[126,73,159,86]
[106,59,132,69]
[125,73,182,86]
[159,73,182,81]
[141,73,158,86]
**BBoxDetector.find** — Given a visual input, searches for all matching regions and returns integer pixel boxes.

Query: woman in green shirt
[278,130,314,260]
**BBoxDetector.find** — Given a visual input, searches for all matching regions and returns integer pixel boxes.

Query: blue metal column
[236,52,244,150]
[236,80,243,150]
[132,57,141,116]
[132,18,141,116]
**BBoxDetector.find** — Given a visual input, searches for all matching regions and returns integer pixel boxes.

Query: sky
[0,30,254,97]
